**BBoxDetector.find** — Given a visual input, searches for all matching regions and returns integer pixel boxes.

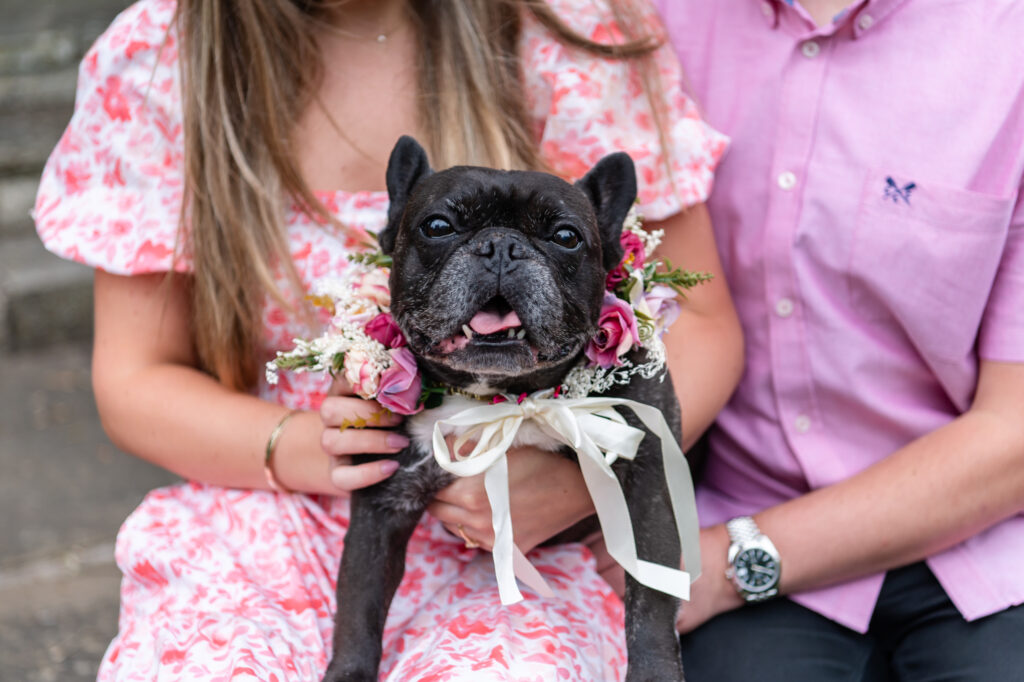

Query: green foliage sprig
[639,259,714,299]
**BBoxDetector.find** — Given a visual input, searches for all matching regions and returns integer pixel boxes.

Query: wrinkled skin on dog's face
[378,136,636,393]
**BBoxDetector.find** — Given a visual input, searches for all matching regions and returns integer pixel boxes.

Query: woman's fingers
[320,395,403,430]
[585,533,625,597]
[329,457,401,491]
[431,473,489,511]
[317,394,408,491]
[321,425,408,456]
[430,474,494,546]
[428,499,495,549]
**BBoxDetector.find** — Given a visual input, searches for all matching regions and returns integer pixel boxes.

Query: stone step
[0,173,42,239]
[0,235,94,351]
[0,98,71,177]
[0,341,179,681]
[0,1,131,75]
[0,341,178,562]
[0,556,121,682]
[0,0,132,175]
[0,66,79,111]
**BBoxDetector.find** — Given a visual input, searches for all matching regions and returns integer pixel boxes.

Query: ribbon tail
[512,544,555,599]
[625,402,702,582]
[635,560,690,601]
[576,439,692,601]
[483,457,524,605]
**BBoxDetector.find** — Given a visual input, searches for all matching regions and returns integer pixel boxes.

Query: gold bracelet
[265,409,300,494]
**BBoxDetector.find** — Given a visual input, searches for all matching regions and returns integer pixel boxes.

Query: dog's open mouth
[437,296,530,354]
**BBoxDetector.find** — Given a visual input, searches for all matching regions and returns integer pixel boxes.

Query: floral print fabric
[34,0,726,679]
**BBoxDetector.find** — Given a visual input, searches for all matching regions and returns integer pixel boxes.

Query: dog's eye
[421,217,454,239]
[550,227,582,250]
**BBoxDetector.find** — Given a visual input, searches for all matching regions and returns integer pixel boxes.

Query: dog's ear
[575,152,637,272]
[380,136,433,254]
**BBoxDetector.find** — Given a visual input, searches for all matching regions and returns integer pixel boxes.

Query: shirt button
[858,13,875,30]
[801,40,821,58]
[775,298,795,318]
[777,171,797,190]
[794,415,812,433]
[761,1,773,17]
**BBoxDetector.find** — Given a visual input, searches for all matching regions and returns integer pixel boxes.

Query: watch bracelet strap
[746,588,778,603]
[726,515,762,544]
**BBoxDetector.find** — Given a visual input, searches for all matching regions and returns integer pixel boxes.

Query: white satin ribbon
[432,391,701,605]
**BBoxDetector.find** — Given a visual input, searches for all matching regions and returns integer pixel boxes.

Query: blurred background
[0,2,179,679]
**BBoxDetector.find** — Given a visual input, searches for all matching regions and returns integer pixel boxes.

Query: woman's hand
[427,445,595,552]
[317,376,409,492]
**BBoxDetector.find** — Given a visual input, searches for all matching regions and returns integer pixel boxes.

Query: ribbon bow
[432,391,701,605]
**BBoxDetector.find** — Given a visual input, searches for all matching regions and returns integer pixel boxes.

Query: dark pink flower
[605,231,646,289]
[375,347,423,415]
[364,312,407,348]
[585,293,640,368]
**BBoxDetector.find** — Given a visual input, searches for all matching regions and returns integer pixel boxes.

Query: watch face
[734,548,779,592]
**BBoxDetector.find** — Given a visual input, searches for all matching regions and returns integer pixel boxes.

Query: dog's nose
[474,231,527,275]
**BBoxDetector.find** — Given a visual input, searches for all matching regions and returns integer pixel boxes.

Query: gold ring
[455,524,480,549]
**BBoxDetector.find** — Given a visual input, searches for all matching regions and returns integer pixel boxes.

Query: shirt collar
[759,0,912,39]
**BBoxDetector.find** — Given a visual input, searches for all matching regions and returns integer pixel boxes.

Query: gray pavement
[0,343,179,681]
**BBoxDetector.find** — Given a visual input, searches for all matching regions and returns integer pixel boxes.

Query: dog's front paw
[625,657,685,682]
[320,661,377,682]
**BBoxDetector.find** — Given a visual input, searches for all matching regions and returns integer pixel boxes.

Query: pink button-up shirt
[656,0,1024,632]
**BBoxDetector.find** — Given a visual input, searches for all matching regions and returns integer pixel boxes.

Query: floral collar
[266,207,711,412]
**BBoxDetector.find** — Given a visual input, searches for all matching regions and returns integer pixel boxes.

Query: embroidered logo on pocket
[884,176,916,204]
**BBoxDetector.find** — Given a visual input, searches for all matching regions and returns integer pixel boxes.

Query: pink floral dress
[34,1,727,679]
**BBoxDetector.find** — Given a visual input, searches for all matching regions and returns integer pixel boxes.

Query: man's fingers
[321,426,409,456]
[330,459,401,491]
[319,396,402,429]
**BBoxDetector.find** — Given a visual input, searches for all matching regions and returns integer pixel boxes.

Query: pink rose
[605,231,647,289]
[364,312,407,348]
[343,349,380,399]
[354,268,391,308]
[585,292,641,368]
[375,347,423,415]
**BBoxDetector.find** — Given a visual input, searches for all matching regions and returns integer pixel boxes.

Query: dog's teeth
[517,329,526,339]
[462,325,473,339]
[508,329,515,338]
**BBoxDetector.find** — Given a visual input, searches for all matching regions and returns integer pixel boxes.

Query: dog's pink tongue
[469,309,521,335]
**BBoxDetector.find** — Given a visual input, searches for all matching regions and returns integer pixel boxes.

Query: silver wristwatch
[725,516,781,603]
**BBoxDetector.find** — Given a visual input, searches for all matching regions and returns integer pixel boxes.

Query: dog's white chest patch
[406,395,565,455]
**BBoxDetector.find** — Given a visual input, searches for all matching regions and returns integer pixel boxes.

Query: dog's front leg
[621,439,687,682]
[321,473,429,682]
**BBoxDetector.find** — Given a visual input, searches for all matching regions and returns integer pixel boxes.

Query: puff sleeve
[33,0,188,274]
[521,0,728,220]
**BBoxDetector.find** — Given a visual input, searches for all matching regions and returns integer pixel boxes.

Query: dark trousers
[679,562,1024,681]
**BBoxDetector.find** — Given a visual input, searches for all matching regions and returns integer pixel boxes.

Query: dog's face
[378,136,637,392]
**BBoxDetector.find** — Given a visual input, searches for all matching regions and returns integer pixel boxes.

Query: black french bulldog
[322,136,694,682]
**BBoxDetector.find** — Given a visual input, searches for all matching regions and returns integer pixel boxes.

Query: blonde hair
[176,0,664,390]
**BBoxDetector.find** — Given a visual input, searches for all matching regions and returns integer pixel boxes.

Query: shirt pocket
[846,170,1014,361]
